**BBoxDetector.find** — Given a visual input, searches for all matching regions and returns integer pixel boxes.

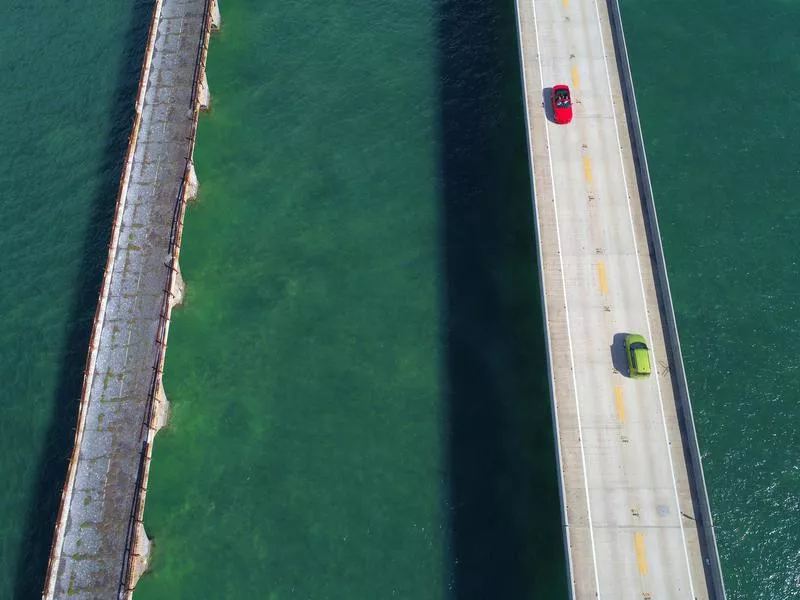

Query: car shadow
[541,87,554,123]
[610,332,630,377]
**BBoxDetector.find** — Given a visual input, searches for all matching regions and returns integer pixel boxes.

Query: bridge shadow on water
[12,2,154,598]
[436,0,569,597]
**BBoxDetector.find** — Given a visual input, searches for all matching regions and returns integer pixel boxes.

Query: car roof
[633,347,651,374]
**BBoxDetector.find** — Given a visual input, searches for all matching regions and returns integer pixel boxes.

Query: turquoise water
[1,0,799,598]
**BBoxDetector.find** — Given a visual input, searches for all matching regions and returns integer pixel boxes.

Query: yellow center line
[563,0,569,8]
[596,261,608,295]
[634,532,648,575]
[614,386,625,422]
[571,65,580,90]
[583,155,593,186]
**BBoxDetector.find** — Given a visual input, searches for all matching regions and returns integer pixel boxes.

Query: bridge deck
[515,0,724,597]
[43,0,209,597]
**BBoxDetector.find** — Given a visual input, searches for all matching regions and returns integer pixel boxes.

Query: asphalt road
[515,0,711,596]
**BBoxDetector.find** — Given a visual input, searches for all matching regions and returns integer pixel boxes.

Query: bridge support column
[153,379,171,432]
[198,70,210,112]
[129,522,151,590]
[185,161,199,202]
[170,260,185,308]
[211,0,221,31]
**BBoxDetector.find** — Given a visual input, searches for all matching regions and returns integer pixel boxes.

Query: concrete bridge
[42,0,219,597]
[514,0,727,597]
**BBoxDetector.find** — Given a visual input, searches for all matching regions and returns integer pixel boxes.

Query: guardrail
[604,0,727,597]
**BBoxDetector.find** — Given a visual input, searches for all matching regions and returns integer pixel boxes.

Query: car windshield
[555,90,571,107]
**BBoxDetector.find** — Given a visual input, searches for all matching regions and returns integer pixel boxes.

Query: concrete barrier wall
[604,0,727,597]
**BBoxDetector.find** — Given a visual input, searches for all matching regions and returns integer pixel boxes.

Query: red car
[551,84,573,124]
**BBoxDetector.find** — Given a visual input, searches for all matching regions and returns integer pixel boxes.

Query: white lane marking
[587,0,697,595]
[512,4,579,598]
[528,0,603,596]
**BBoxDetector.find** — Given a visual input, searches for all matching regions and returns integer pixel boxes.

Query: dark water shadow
[611,332,629,376]
[12,2,154,598]
[436,0,569,597]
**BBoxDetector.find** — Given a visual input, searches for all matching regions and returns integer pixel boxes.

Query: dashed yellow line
[583,156,593,185]
[571,65,580,90]
[563,0,569,8]
[596,261,608,295]
[634,532,648,575]
[614,386,625,422]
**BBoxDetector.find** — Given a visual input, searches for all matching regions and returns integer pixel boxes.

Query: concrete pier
[514,0,726,597]
[42,0,218,598]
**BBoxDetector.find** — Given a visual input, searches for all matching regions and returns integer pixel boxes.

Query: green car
[624,333,652,379]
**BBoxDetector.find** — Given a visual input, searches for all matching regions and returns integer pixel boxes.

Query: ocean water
[1,0,798,598]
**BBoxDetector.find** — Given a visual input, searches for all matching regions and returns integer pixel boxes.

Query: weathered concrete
[513,0,726,597]
[42,0,217,598]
